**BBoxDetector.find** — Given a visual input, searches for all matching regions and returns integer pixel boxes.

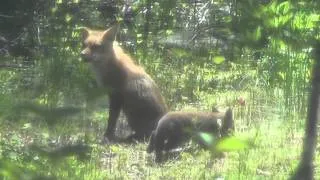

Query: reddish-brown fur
[81,24,168,143]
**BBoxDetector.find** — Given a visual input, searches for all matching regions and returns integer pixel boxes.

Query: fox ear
[102,24,119,42]
[80,27,90,40]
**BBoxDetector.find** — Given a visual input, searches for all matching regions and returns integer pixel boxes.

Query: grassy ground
[0,66,318,180]
[0,92,315,180]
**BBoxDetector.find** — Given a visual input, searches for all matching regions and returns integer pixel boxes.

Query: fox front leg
[103,93,122,144]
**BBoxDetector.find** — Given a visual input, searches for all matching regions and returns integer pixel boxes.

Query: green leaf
[51,7,57,14]
[110,145,120,152]
[216,137,250,152]
[212,56,225,64]
[278,72,285,80]
[309,14,320,22]
[197,132,216,146]
[42,133,49,139]
[65,14,72,23]
[22,123,32,129]
[166,29,173,35]
[181,96,189,100]
[277,1,291,15]
[253,26,261,41]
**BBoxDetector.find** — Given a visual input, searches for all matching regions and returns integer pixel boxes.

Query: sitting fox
[80,24,168,143]
[147,108,234,162]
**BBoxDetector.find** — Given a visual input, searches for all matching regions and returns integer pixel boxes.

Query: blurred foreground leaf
[15,102,82,125]
[30,144,91,162]
[216,136,251,152]
[197,132,217,147]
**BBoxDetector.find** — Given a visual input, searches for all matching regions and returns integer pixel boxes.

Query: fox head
[80,24,119,62]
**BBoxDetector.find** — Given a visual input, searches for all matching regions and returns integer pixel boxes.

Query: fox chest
[90,63,123,88]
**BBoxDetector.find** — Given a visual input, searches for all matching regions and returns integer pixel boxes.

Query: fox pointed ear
[80,27,90,40]
[102,24,119,42]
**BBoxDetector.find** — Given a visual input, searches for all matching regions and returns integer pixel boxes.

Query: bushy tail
[221,108,234,137]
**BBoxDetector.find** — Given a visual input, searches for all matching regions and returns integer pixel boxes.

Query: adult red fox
[147,108,234,162]
[80,24,167,143]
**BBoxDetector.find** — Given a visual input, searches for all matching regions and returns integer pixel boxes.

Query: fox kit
[81,24,168,143]
[147,108,234,162]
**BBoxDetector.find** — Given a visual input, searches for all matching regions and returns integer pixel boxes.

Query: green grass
[0,94,315,180]
[0,61,317,180]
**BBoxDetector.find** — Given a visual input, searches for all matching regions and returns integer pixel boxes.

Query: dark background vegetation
[0,0,319,179]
